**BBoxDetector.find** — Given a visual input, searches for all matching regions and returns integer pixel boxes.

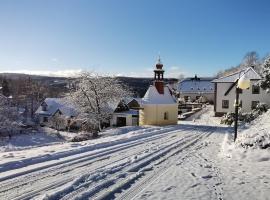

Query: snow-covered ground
[0,106,269,200]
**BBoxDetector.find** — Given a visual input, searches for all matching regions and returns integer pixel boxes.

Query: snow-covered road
[0,124,218,200]
[0,106,269,200]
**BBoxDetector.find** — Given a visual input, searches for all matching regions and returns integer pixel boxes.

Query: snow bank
[0,130,64,152]
[236,110,270,149]
[220,110,270,162]
[220,133,270,163]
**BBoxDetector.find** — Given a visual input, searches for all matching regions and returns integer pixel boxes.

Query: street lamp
[234,71,251,141]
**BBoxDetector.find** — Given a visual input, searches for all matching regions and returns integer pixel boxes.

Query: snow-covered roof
[124,97,142,105]
[35,98,78,117]
[178,77,215,93]
[142,85,177,105]
[212,67,261,83]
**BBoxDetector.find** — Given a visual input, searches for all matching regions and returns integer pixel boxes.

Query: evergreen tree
[2,78,10,97]
[260,57,270,92]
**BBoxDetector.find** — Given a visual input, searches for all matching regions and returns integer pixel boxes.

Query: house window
[251,101,259,110]
[164,112,169,120]
[43,117,48,122]
[184,96,189,101]
[191,87,194,90]
[222,100,229,109]
[252,85,260,94]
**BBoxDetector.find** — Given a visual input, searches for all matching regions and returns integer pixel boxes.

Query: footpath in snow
[0,106,269,200]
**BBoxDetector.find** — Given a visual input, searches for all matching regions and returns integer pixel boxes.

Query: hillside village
[0,1,270,199]
[0,54,270,199]
[1,55,270,135]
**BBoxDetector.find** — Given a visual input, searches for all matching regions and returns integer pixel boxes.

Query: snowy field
[0,106,269,200]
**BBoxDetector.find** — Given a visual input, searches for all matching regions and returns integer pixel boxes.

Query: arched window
[164,112,169,120]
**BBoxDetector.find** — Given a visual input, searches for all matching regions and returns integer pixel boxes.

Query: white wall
[111,113,134,126]
[216,81,270,114]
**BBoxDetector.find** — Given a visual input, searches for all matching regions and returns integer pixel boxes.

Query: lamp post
[234,71,251,142]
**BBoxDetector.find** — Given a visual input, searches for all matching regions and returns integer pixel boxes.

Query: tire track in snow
[112,127,215,200]
[0,126,184,186]
[56,127,214,200]
[0,127,194,200]
[0,127,170,174]
[38,130,198,200]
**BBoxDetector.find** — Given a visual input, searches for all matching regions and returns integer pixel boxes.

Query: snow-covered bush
[236,110,270,149]
[220,103,269,125]
[260,56,270,93]
[220,112,235,125]
[70,134,91,142]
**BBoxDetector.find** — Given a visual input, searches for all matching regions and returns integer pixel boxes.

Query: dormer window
[191,87,194,90]
[41,103,48,111]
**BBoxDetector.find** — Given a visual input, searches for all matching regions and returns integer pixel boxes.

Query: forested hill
[0,73,178,98]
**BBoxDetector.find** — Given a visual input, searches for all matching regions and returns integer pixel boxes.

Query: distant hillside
[116,77,178,97]
[0,73,178,98]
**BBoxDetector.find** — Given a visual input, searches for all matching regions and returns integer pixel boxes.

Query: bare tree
[216,51,261,78]
[241,51,263,73]
[242,51,259,67]
[0,95,20,137]
[69,72,131,137]
[215,65,241,78]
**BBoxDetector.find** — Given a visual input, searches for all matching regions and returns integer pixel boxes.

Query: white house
[139,57,178,126]
[212,67,270,116]
[178,76,215,103]
[110,100,139,127]
[35,98,78,129]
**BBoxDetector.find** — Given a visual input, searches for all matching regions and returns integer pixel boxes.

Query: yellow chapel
[139,57,178,126]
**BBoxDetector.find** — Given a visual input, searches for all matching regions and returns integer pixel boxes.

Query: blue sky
[0,0,270,77]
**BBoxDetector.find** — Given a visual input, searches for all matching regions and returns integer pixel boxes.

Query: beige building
[139,58,178,126]
[212,67,270,116]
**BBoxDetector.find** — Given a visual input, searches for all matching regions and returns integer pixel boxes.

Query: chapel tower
[154,56,164,94]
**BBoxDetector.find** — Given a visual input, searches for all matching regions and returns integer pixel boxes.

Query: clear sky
[0,0,270,78]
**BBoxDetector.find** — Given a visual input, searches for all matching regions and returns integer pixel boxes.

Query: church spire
[153,56,165,94]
